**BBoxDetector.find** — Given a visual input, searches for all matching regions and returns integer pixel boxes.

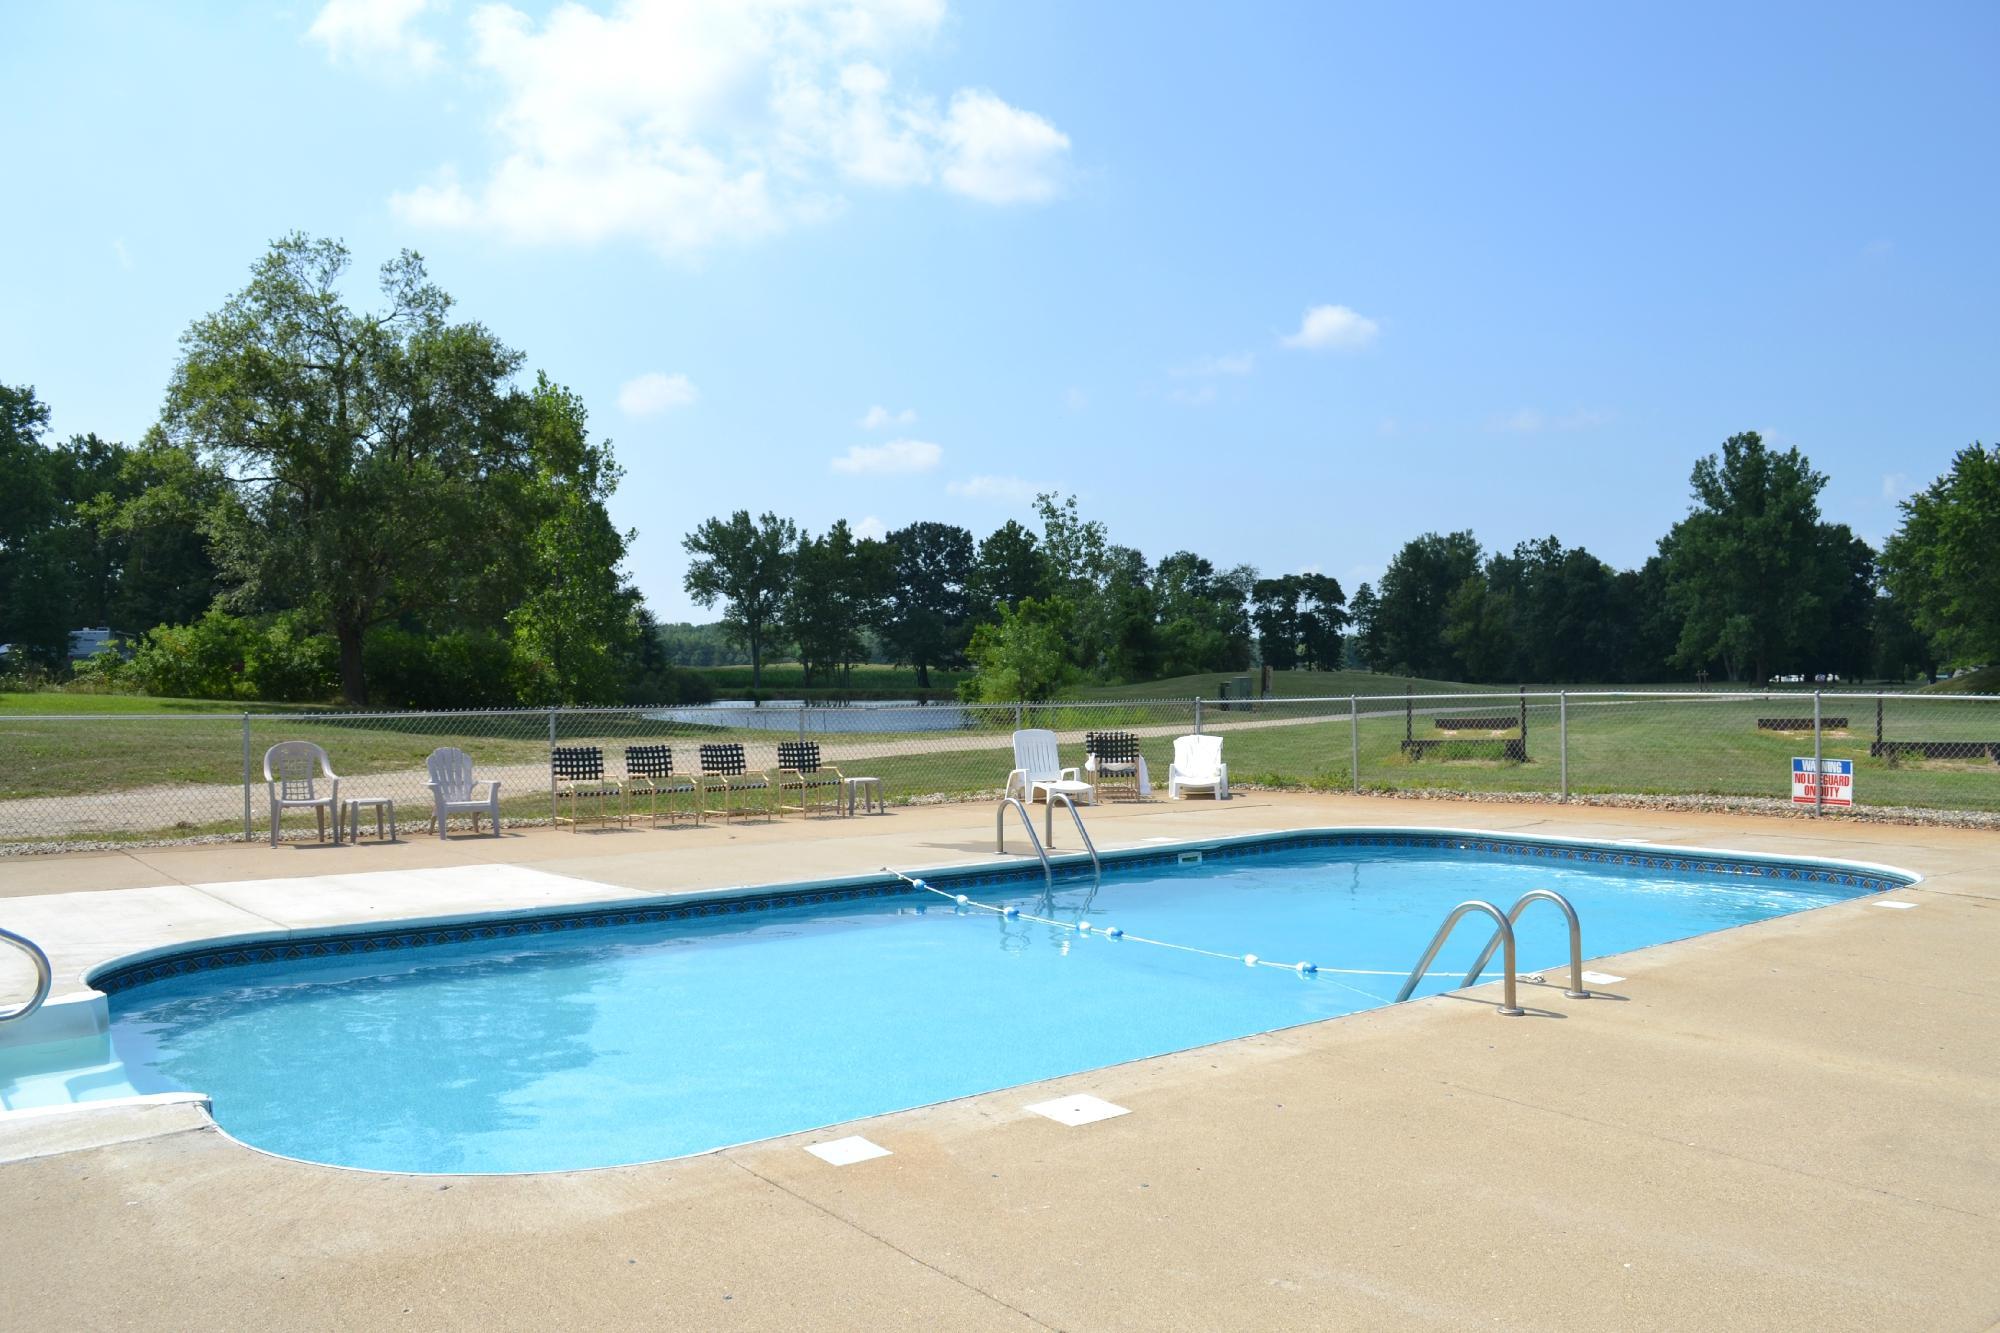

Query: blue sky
[4,1,1995,619]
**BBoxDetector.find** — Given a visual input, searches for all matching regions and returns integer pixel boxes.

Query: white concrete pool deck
[0,793,1995,1330]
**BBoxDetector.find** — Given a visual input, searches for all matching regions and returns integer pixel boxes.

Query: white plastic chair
[264,741,341,846]
[1004,729,1096,807]
[1168,735,1229,800]
[426,747,503,839]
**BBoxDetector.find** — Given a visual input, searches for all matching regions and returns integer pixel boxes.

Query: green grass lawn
[0,691,331,716]
[4,685,1996,846]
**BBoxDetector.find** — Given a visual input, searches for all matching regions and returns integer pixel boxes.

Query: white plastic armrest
[1005,767,1028,797]
[1060,767,1081,782]
[486,780,502,797]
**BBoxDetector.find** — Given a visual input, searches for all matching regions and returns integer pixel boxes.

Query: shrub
[131,610,254,698]
[244,613,339,702]
[364,627,517,709]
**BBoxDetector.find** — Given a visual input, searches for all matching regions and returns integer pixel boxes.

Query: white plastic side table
[344,797,396,843]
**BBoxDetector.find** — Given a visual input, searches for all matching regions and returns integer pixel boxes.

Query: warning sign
[1791,757,1854,807]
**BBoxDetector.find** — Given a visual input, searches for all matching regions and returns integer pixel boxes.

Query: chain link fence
[2,691,1995,851]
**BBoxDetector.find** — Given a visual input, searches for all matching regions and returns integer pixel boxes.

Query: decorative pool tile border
[91,831,1910,995]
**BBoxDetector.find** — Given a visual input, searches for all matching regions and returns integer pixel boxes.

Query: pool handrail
[994,797,1053,887]
[1462,889,1591,999]
[1044,791,1101,881]
[0,926,53,1025]
[1395,900,1524,1015]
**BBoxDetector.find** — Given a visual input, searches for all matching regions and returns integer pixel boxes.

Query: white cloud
[1882,471,1911,502]
[308,0,439,70]
[939,90,1069,204]
[853,514,889,540]
[618,371,699,415]
[1280,304,1379,351]
[832,438,942,474]
[946,474,1039,502]
[1489,407,1613,434]
[379,1,1070,257]
[1173,351,1255,378]
[858,404,917,429]
[1168,384,1218,407]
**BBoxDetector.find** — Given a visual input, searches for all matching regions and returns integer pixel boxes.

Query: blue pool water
[75,837,1888,1173]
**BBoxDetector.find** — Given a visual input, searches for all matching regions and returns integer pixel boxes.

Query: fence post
[1193,697,1203,735]
[798,704,807,745]
[1350,694,1360,791]
[548,707,558,822]
[1558,692,1568,802]
[1813,690,1823,817]
[241,712,252,841]
[1014,701,1023,730]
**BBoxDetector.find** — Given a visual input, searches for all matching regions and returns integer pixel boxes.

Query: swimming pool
[44,831,1909,1173]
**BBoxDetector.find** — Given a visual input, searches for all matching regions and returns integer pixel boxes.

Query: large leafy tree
[1153,551,1253,676]
[0,385,221,666]
[969,519,1048,614]
[1881,443,2000,664]
[1658,432,1861,682]
[682,510,797,688]
[784,520,893,686]
[879,521,974,687]
[1370,530,1483,677]
[163,234,536,703]
[1250,576,1302,670]
[507,377,636,705]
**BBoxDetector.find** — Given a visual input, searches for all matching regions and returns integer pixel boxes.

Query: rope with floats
[879,867,1504,1005]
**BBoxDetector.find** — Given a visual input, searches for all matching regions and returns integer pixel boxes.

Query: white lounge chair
[264,740,341,846]
[1005,729,1096,807]
[1168,735,1229,800]
[426,746,503,838]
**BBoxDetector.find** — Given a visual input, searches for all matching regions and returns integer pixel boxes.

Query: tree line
[0,235,708,708]
[681,432,1996,697]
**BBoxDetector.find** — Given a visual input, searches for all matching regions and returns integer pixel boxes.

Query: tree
[1348,582,1380,670]
[1881,443,2000,664]
[1658,433,1859,682]
[1297,574,1348,670]
[784,520,893,686]
[1371,531,1483,677]
[959,596,1074,701]
[163,234,537,703]
[507,377,636,705]
[1250,577,1302,670]
[969,519,1047,614]
[1153,552,1253,676]
[879,521,974,687]
[682,510,797,689]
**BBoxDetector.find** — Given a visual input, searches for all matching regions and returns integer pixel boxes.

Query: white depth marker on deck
[1580,971,1625,985]
[806,1136,892,1165]
[1025,1094,1130,1127]
[1873,900,1918,910]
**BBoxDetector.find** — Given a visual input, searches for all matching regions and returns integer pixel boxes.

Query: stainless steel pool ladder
[0,926,53,1025]
[995,797,1053,887]
[1394,890,1590,1016]
[1044,792,1101,881]
[1463,889,1590,1000]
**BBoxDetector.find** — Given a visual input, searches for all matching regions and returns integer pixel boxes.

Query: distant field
[1080,669,1483,700]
